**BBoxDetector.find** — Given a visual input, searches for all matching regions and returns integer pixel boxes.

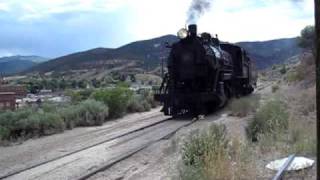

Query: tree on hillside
[59,79,67,90]
[298,25,315,53]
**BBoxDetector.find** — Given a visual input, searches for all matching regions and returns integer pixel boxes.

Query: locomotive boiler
[154,24,256,117]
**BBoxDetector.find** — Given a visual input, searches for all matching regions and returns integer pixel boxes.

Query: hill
[26,35,178,73]
[25,36,301,74]
[0,55,48,75]
[237,38,302,69]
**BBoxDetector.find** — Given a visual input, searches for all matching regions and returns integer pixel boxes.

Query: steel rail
[77,118,198,180]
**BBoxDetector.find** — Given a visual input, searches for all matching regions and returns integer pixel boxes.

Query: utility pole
[315,0,319,179]
[161,56,164,78]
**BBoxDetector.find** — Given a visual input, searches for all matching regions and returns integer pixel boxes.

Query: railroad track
[1,116,197,180]
[77,118,197,180]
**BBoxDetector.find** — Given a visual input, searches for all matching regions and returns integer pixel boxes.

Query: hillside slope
[26,35,178,73]
[237,38,302,69]
[25,36,301,73]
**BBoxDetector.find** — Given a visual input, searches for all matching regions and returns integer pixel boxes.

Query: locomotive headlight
[177,28,188,39]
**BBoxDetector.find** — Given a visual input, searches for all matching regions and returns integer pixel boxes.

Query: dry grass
[285,87,316,156]
[179,125,257,180]
[228,95,260,117]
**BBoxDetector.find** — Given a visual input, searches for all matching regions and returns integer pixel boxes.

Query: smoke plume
[186,0,213,24]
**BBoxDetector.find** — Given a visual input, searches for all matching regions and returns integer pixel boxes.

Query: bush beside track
[0,86,158,144]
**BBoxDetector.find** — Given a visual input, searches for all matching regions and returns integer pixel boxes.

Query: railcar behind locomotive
[154,24,257,117]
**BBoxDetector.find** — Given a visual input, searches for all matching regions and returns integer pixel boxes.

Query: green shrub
[179,125,256,179]
[0,111,18,130]
[127,95,146,112]
[0,109,34,137]
[92,87,132,118]
[75,99,109,126]
[228,95,260,117]
[0,126,10,141]
[16,113,41,137]
[182,124,228,166]
[271,84,279,93]
[27,112,65,135]
[141,100,151,111]
[286,70,304,82]
[68,89,95,103]
[142,90,158,108]
[246,100,289,142]
[59,105,80,129]
[0,108,65,139]
[180,125,229,180]
[0,98,108,142]
[59,99,109,127]
[41,103,59,113]
[127,90,157,113]
[68,91,82,103]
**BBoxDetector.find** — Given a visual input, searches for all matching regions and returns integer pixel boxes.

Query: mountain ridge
[236,37,302,69]
[0,55,49,75]
[23,35,301,74]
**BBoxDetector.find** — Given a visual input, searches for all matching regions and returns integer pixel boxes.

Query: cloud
[0,0,129,21]
[0,9,131,57]
[0,2,10,12]
[0,0,314,58]
[196,0,314,42]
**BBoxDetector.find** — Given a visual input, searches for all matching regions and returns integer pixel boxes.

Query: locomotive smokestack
[188,24,197,37]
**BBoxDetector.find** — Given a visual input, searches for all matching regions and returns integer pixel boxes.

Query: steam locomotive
[154,24,257,117]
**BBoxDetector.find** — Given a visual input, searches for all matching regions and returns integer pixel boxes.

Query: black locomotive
[154,24,256,117]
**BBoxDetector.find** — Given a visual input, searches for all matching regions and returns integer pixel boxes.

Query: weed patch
[179,124,256,180]
[246,100,289,142]
[228,95,260,117]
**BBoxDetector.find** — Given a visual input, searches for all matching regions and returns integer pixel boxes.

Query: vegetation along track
[0,116,197,180]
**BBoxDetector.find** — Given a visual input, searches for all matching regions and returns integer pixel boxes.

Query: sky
[0,0,315,58]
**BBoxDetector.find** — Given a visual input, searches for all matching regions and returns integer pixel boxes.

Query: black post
[161,58,164,78]
[315,0,319,179]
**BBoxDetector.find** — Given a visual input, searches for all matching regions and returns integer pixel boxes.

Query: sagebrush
[246,100,289,142]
